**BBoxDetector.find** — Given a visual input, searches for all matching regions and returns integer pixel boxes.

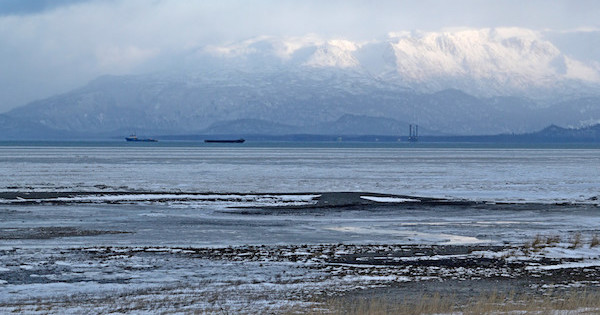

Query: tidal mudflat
[1,191,600,313]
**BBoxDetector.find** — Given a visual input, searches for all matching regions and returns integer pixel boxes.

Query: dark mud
[0,227,130,240]
[4,243,594,291]
[178,243,600,304]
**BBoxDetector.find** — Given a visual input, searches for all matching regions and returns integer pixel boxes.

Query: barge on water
[125,134,158,142]
[204,139,245,143]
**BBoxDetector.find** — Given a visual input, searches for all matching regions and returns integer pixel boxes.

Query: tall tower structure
[408,124,419,142]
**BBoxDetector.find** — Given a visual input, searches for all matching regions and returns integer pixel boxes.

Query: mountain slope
[200,115,431,136]
[4,67,600,139]
[0,114,72,139]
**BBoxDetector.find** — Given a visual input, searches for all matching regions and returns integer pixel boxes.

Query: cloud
[542,29,600,64]
[0,0,93,16]
[0,0,599,112]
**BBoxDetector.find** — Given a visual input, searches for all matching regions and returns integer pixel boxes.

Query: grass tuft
[569,232,582,249]
[545,235,561,245]
[591,234,600,248]
[530,234,544,248]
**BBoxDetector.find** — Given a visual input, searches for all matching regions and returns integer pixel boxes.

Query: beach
[2,191,600,313]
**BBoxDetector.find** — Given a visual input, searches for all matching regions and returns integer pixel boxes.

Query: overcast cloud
[0,0,599,112]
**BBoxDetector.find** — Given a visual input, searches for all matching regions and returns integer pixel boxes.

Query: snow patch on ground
[2,194,321,206]
[324,226,486,245]
[360,196,420,203]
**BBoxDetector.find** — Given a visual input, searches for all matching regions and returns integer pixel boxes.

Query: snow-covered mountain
[201,28,600,99]
[5,67,600,138]
[3,27,600,139]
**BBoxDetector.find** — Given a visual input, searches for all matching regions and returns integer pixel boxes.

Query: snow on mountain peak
[198,27,599,97]
[304,39,360,68]
[203,35,324,60]
[383,27,600,96]
[389,28,563,82]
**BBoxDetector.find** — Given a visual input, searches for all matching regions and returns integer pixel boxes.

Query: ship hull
[125,137,158,142]
[204,139,245,143]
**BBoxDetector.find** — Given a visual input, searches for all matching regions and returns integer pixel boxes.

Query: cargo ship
[204,139,245,143]
[125,134,158,142]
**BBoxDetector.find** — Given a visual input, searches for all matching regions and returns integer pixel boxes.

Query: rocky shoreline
[2,241,600,313]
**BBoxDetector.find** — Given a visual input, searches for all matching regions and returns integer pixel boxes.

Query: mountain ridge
[200,28,600,99]
[3,27,600,140]
[3,68,600,139]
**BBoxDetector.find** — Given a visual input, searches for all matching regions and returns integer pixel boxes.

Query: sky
[0,0,599,113]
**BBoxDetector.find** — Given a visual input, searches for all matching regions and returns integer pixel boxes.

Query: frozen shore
[1,191,600,313]
[1,242,600,313]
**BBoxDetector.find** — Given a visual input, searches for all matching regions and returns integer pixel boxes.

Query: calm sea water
[1,141,599,202]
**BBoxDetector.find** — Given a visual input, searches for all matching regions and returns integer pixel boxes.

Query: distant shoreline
[1,139,600,150]
[1,190,597,208]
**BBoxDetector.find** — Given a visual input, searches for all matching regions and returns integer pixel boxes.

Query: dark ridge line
[0,191,322,200]
[1,191,596,209]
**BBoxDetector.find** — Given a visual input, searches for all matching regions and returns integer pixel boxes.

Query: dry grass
[521,234,561,255]
[545,235,561,245]
[522,233,600,251]
[305,290,600,315]
[527,234,561,248]
[591,234,600,248]
[301,293,454,315]
[569,232,583,249]
[530,234,544,248]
